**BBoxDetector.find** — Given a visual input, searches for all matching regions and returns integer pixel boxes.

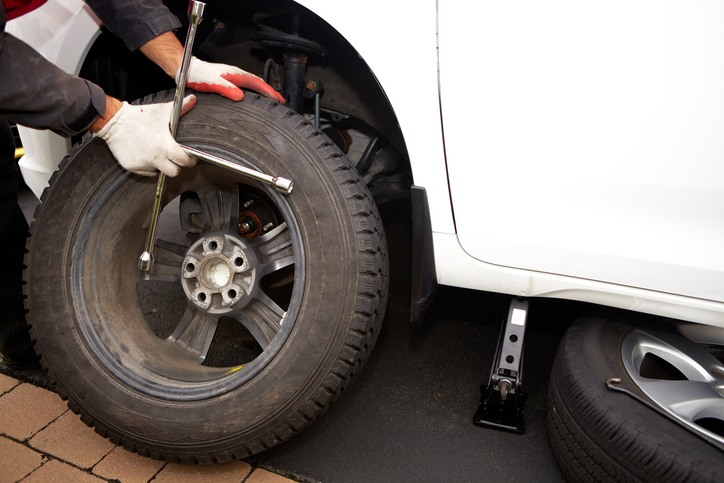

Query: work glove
[96,95,197,177]
[180,57,285,103]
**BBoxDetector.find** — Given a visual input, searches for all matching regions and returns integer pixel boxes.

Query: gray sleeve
[0,18,106,137]
[84,0,181,51]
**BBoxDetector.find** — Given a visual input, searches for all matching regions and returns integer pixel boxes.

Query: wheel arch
[80,1,408,159]
[78,1,452,212]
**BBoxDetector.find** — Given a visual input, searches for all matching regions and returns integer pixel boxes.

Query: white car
[10,0,724,479]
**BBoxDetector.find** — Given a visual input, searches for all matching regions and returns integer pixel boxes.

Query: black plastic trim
[410,186,438,325]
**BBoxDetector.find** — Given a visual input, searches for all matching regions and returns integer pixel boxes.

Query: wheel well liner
[80,0,408,161]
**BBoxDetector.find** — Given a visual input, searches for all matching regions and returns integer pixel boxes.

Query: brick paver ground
[0,373,303,483]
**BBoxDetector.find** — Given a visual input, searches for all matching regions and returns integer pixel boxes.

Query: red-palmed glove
[96,95,197,177]
[180,57,285,103]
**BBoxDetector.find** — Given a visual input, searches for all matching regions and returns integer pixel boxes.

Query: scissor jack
[474,298,529,434]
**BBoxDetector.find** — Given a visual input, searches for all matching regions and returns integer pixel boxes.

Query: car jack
[474,298,529,434]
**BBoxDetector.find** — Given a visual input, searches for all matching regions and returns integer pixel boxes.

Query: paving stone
[246,468,298,483]
[92,446,165,483]
[0,383,67,440]
[28,411,116,469]
[152,460,252,482]
[0,435,45,482]
[0,373,19,395]
[22,459,105,483]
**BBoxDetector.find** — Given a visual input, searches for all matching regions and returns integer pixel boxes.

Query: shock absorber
[251,12,327,115]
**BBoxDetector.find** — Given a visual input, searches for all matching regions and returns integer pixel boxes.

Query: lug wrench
[179,144,293,192]
[138,0,204,271]
[139,0,293,271]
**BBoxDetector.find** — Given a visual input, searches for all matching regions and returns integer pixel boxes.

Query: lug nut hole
[228,289,237,299]
[186,263,195,272]
[209,241,218,251]
[198,293,207,302]
[235,257,243,267]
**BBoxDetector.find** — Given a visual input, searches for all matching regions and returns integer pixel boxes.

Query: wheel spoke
[630,325,723,383]
[168,304,219,362]
[636,379,724,423]
[234,294,286,350]
[247,222,295,277]
[143,239,186,283]
[624,321,724,440]
[196,185,239,233]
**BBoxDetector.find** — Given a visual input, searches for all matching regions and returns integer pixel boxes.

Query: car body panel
[433,232,724,327]
[298,0,724,323]
[439,1,724,303]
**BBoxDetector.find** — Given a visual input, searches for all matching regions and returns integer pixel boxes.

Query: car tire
[24,90,388,463]
[547,311,724,482]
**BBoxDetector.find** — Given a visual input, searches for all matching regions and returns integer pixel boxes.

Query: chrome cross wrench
[139,0,293,271]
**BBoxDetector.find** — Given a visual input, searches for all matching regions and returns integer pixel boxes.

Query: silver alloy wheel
[71,166,304,401]
[621,320,724,445]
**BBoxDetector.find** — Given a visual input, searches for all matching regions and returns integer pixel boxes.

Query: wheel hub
[202,258,231,288]
[181,234,255,314]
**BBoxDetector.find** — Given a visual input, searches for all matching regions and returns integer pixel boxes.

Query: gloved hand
[96,95,197,177]
[180,57,285,103]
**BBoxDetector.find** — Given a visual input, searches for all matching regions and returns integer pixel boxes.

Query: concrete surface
[245,200,573,482]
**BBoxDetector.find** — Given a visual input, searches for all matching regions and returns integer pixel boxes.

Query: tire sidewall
[26,92,383,457]
[548,311,723,482]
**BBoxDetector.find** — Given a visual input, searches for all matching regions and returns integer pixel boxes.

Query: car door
[438,0,724,302]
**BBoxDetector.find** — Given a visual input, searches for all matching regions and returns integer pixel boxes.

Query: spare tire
[24,91,388,463]
[547,311,724,482]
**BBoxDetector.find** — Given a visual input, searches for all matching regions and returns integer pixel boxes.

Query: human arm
[88,96,123,134]
[85,0,284,103]
[0,7,194,177]
[0,26,106,136]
